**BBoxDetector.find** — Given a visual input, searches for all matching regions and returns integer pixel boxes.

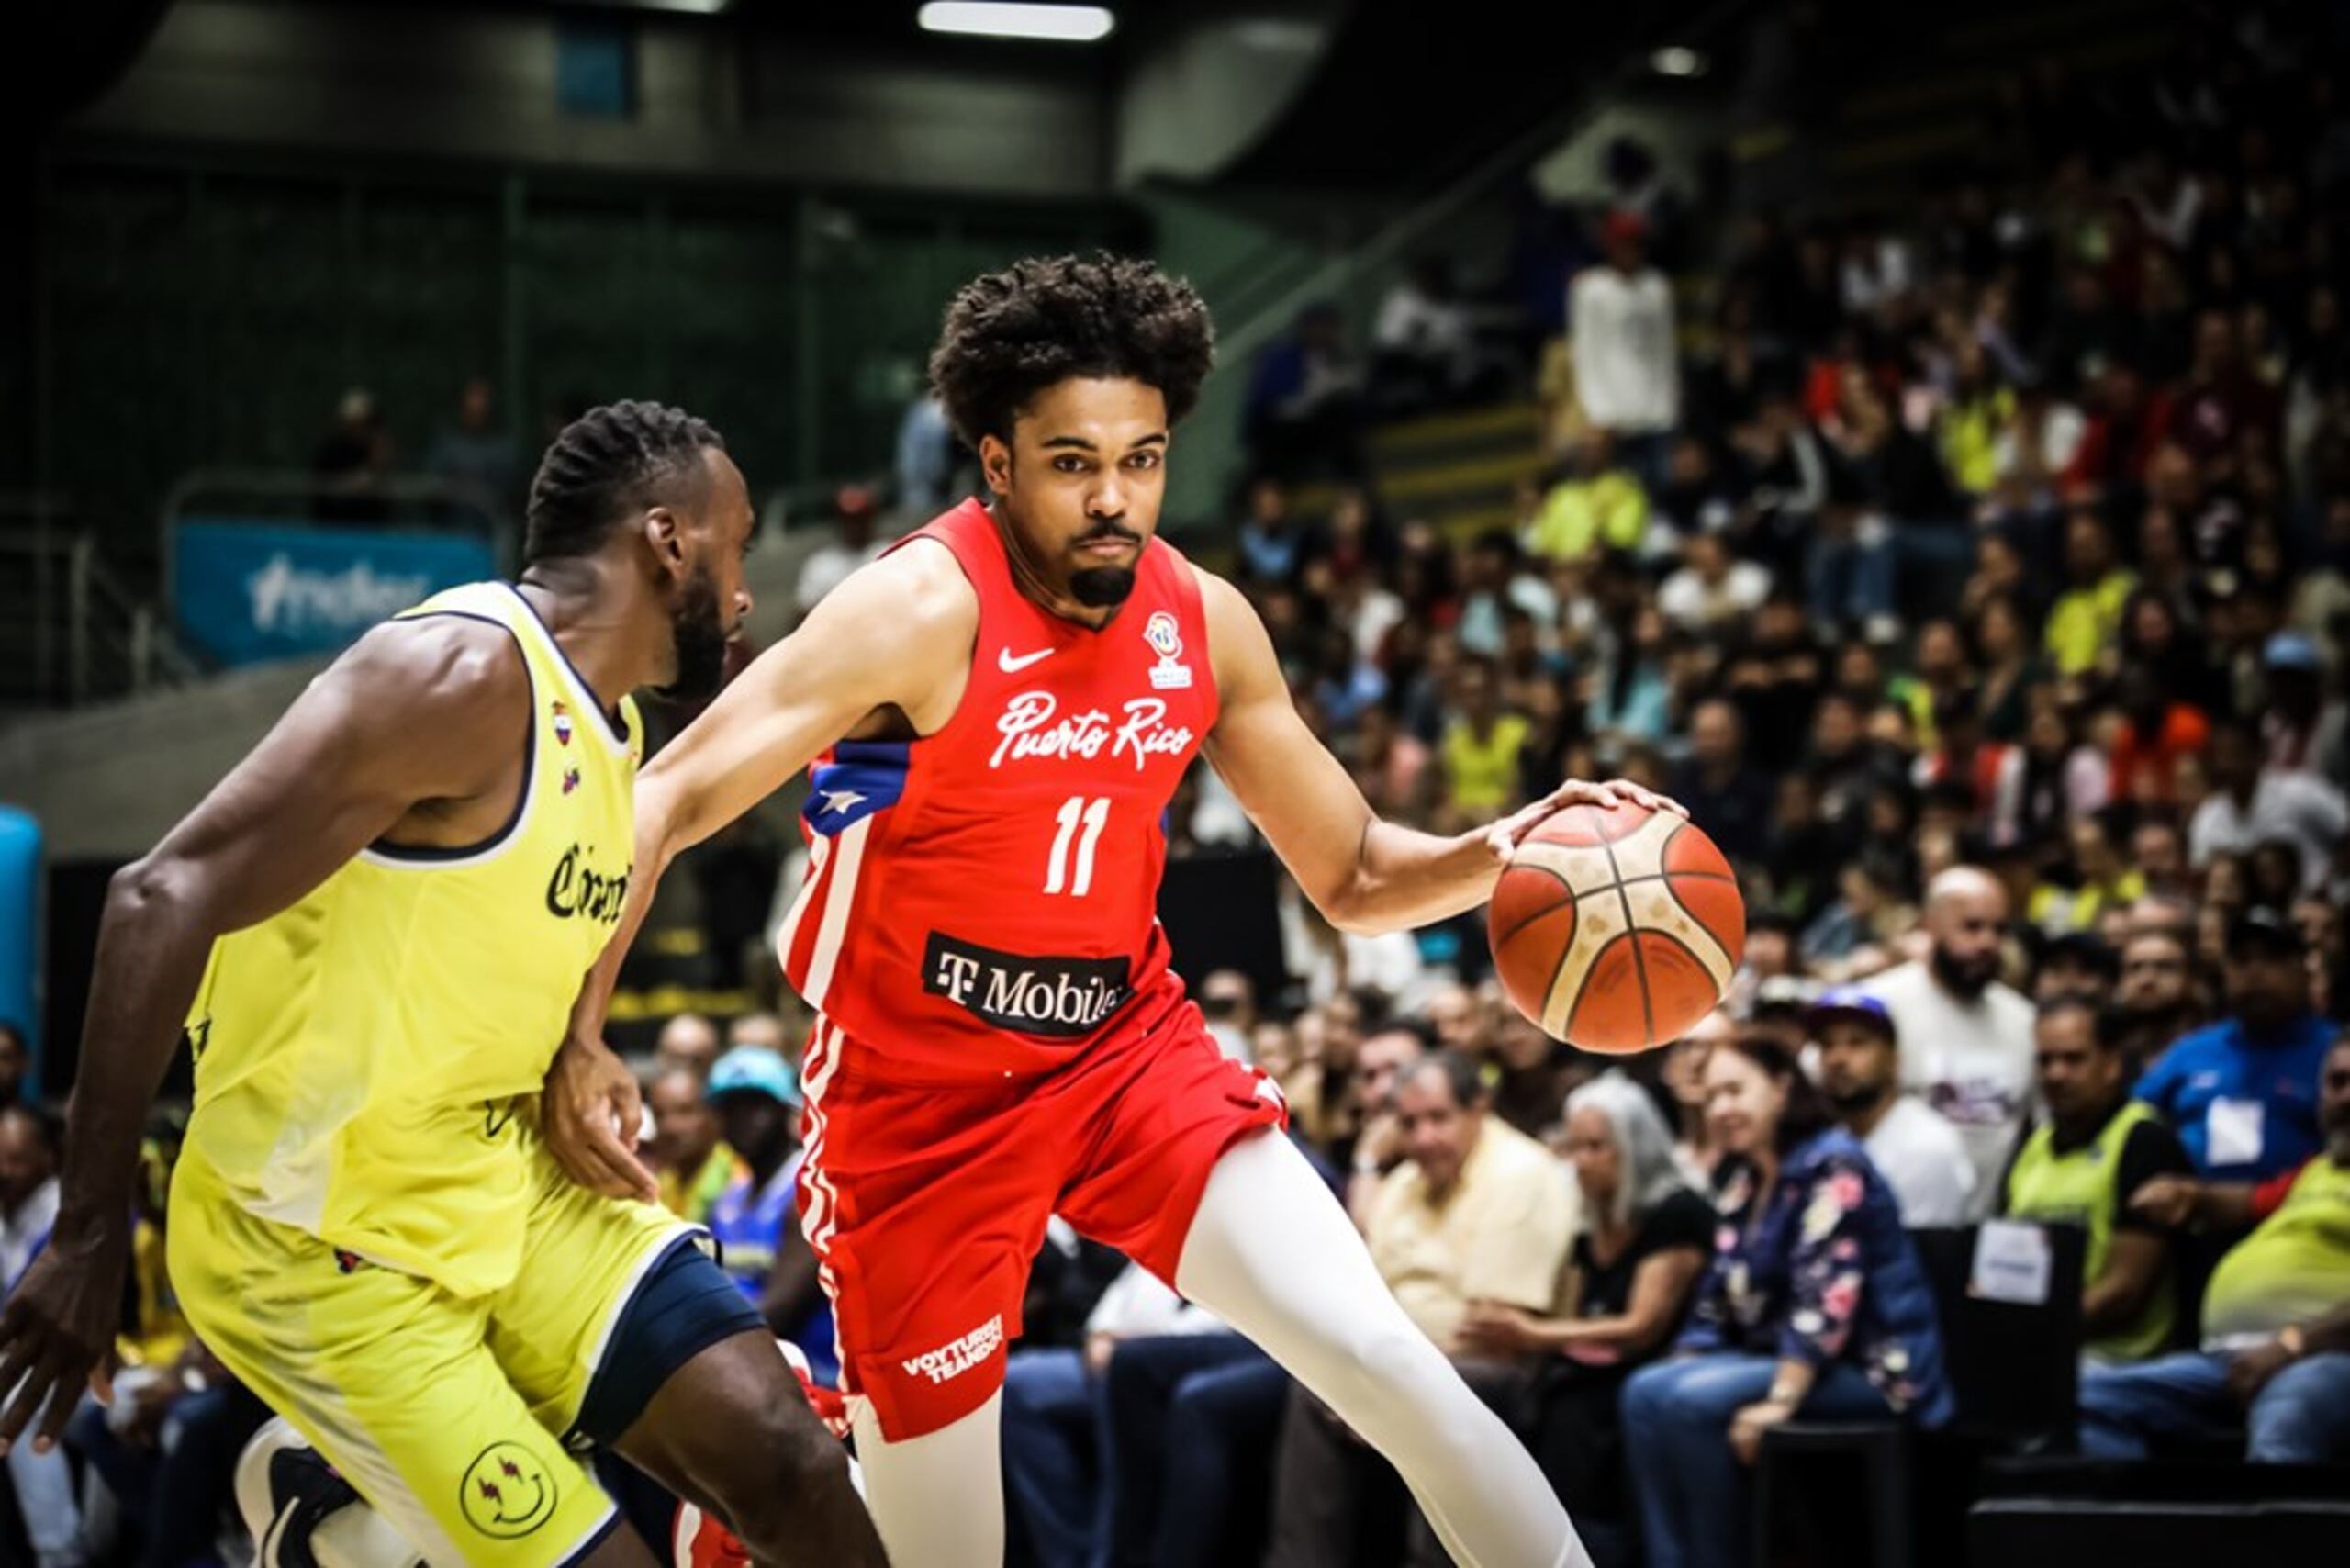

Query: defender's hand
[544,1034,658,1204]
[0,1229,128,1457]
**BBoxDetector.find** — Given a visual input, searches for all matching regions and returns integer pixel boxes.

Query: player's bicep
[647,547,977,853]
[130,625,520,935]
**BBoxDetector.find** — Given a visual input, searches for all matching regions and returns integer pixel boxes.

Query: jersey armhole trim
[358,610,539,870]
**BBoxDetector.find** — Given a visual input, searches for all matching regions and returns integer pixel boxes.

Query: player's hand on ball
[544,1034,658,1204]
[0,1229,128,1457]
[1483,778,1686,862]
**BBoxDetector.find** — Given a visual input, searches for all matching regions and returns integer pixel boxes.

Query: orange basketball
[1488,800,1745,1054]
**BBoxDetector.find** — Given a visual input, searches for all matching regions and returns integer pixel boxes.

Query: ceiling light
[1651,46,1707,78]
[918,4,1117,43]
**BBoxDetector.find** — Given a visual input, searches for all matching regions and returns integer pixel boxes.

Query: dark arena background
[5,1,2350,1565]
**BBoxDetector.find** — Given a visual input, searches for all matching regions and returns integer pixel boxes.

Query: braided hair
[927,253,1215,451]
[524,400,724,565]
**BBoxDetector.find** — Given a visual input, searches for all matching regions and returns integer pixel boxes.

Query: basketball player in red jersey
[548,256,1673,1567]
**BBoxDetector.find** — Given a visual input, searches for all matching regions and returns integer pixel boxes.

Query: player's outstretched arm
[545,544,977,1198]
[0,620,524,1456]
[1196,568,1677,937]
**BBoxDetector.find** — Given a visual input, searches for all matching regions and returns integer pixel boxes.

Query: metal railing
[0,509,203,708]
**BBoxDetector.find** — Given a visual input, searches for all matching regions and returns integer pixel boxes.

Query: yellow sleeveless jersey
[179,581,642,1298]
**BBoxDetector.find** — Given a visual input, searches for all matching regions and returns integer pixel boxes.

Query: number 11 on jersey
[1045,795,1110,896]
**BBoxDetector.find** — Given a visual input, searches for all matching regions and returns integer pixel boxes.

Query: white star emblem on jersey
[820,789,867,816]
[998,645,1056,673]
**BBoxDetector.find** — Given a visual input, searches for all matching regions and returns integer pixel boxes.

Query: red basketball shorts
[795,1002,1287,1439]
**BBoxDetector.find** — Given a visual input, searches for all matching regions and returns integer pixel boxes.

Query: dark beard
[1825,1082,1886,1116]
[657,566,730,703]
[1070,565,1137,608]
[1931,942,1999,999]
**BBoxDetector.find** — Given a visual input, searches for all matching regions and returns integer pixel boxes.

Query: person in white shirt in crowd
[1197,969,1259,1066]
[791,484,890,618]
[1862,866,2038,1211]
[2,1105,79,1568]
[1570,211,1679,489]
[1810,990,1977,1225]
[2191,712,2348,893]
[1658,529,1772,636]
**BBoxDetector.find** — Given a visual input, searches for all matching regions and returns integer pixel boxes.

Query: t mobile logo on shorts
[901,1315,1006,1385]
[923,932,1131,1038]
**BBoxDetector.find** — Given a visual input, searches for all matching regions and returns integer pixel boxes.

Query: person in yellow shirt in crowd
[1526,429,1650,564]
[2081,1035,2350,1461]
[1266,1050,1576,1568]
[1440,657,1532,828]
[2044,511,2137,679]
[647,1066,743,1226]
[2028,812,2149,935]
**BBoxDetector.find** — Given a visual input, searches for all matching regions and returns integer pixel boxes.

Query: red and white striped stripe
[776,819,874,1012]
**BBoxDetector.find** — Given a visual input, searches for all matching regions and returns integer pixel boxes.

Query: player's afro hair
[525,400,724,565]
[928,253,1216,451]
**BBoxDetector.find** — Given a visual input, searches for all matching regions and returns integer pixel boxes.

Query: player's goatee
[1070,566,1136,607]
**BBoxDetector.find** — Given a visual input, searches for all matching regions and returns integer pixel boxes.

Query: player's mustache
[1075,522,1141,545]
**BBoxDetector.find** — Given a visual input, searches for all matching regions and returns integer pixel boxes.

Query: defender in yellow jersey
[0,405,884,1568]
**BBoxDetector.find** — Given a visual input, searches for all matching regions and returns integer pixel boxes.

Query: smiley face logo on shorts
[459,1442,556,1539]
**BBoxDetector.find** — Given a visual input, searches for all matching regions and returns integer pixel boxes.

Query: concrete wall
[1114,6,1340,187]
[70,0,1110,197]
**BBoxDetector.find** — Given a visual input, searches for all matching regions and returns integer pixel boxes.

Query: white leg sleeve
[848,1389,1005,1568]
[1175,1131,1589,1568]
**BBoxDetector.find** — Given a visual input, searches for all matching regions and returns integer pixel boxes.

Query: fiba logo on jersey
[1144,610,1192,690]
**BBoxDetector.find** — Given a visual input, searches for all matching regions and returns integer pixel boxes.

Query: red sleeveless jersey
[777,499,1221,1081]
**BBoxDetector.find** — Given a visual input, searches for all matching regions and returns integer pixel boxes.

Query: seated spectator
[1526,430,1651,565]
[726,1009,795,1060]
[2034,932,2119,1009]
[1999,1000,2193,1364]
[3,1102,81,1568]
[791,485,888,617]
[2028,812,2147,935]
[1459,1074,1711,1540]
[2043,511,2137,679]
[2132,815,2193,898]
[1583,604,1673,746]
[2080,1036,2350,1462]
[423,375,520,518]
[1438,657,1532,823]
[1667,699,1774,865]
[1862,867,2038,1207]
[2113,925,2205,1070]
[1265,1052,1575,1568]
[704,1047,834,1382]
[1488,1011,1586,1145]
[1001,1259,1240,1568]
[1332,1019,1428,1224]
[1661,1010,1734,1182]
[648,1066,740,1226]
[1810,990,1976,1225]
[1622,1035,1953,1568]
[1654,533,1767,639]
[2258,631,2348,782]
[2190,715,2348,893]
[0,1020,25,1114]
[63,1114,274,1568]
[1236,476,1312,588]
[2138,908,2336,1186]
[1242,301,1367,481]
[655,1011,723,1081]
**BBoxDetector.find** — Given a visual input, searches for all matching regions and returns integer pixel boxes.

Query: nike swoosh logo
[998,646,1055,673]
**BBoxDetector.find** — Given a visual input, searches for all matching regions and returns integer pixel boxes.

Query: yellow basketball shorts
[169,1141,690,1565]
